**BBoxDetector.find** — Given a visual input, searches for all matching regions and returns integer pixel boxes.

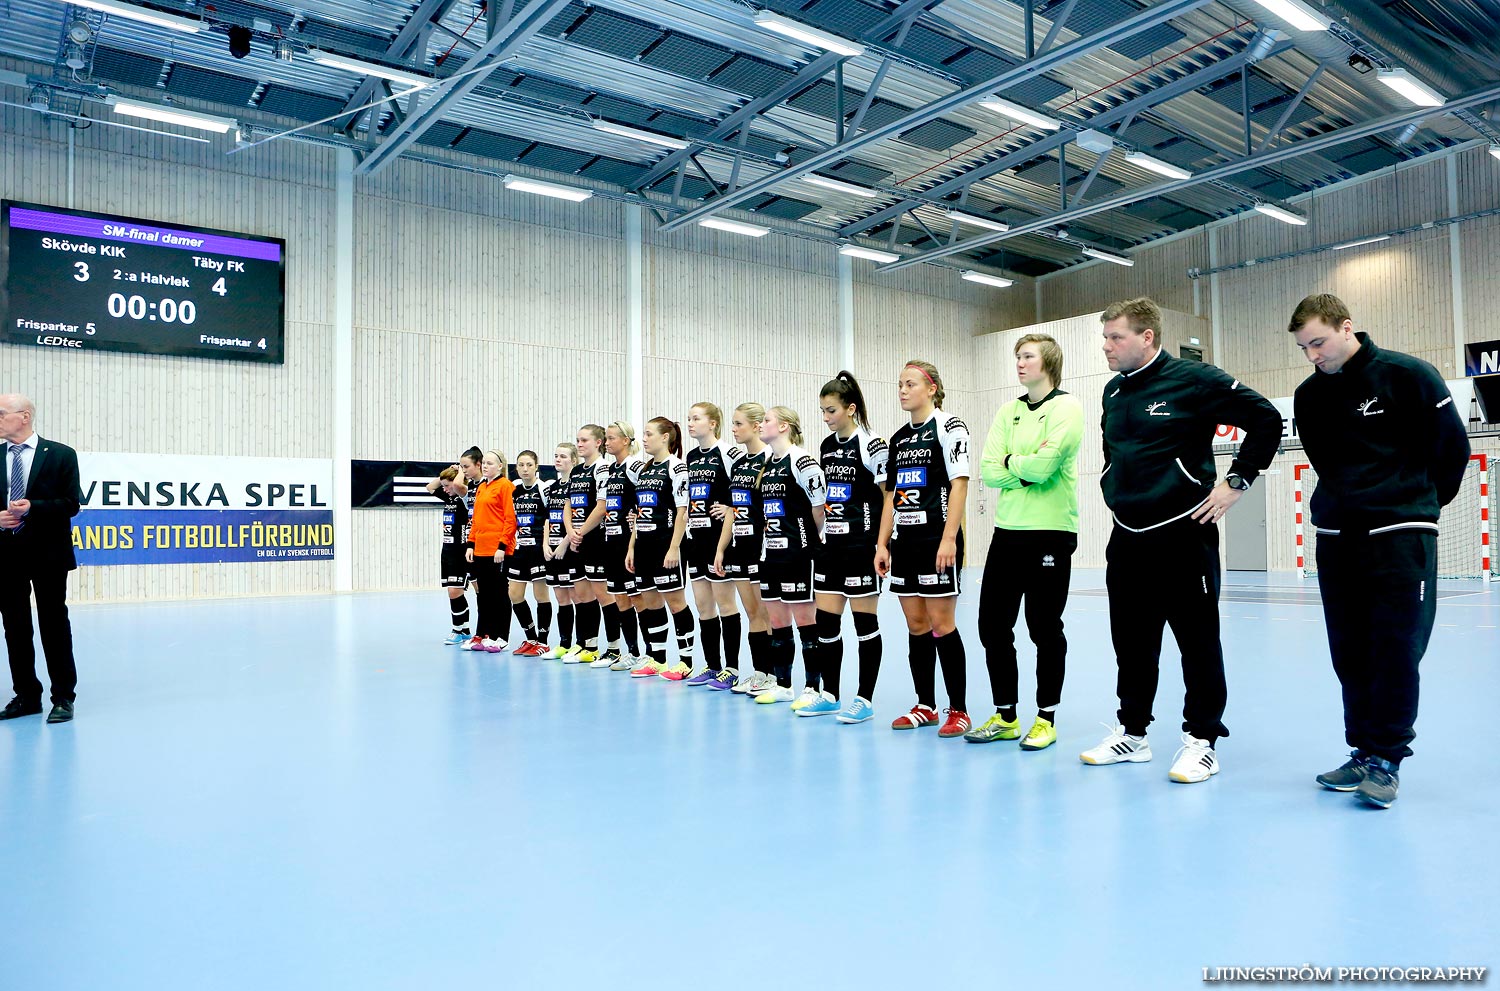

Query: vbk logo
[689,483,711,500]
[763,498,785,518]
[606,496,622,511]
[570,492,589,508]
[517,514,535,526]
[827,482,852,503]
[637,491,659,507]
[895,467,927,487]
[549,509,565,522]
[731,489,752,506]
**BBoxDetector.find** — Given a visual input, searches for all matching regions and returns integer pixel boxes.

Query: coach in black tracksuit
[1088,299,1281,781]
[1290,294,1470,808]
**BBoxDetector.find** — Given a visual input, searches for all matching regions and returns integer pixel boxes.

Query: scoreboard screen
[1,200,285,364]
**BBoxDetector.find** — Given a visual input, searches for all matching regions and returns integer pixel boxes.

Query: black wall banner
[352,460,558,508]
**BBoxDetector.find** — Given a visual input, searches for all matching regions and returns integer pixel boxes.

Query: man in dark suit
[0,393,81,723]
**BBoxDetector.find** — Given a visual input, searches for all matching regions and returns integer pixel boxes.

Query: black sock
[513,601,536,641]
[557,604,575,648]
[602,602,621,646]
[537,601,553,641]
[619,605,640,654]
[998,705,1017,722]
[909,632,937,709]
[934,630,967,711]
[700,615,723,671]
[853,611,881,701]
[770,625,794,687]
[748,629,771,673]
[799,627,823,696]
[672,606,696,665]
[816,609,843,697]
[576,599,601,649]
[449,595,470,634]
[643,607,670,664]
[1039,707,1056,728]
[721,613,742,670]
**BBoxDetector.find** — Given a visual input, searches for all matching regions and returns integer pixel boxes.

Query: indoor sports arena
[2,0,1497,985]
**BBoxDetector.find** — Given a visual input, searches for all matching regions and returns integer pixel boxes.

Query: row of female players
[435,350,1069,746]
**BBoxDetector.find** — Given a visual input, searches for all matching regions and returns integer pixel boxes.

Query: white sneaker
[746,672,776,695]
[1169,733,1220,783]
[609,653,636,671]
[731,671,762,694]
[1080,724,1153,765]
[755,684,796,704]
[628,655,656,673]
[481,638,507,653]
[561,646,585,664]
[589,651,616,669]
[790,686,821,711]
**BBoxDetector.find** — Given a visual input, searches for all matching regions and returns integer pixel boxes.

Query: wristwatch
[1225,473,1251,491]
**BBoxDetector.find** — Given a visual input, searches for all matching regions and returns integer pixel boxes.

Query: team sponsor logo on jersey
[919,573,939,585]
[516,514,535,526]
[689,483,711,500]
[765,536,789,550]
[570,492,589,508]
[894,488,922,507]
[895,510,929,527]
[894,467,928,487]
[548,509,564,522]
[846,576,866,588]
[763,498,785,518]
[731,488,752,506]
[637,491,659,507]
[1146,402,1170,416]
[826,482,852,503]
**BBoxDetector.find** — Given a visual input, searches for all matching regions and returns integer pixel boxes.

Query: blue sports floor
[2,570,1495,990]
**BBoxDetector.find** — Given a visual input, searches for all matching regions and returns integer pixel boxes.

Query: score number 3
[74,262,90,282]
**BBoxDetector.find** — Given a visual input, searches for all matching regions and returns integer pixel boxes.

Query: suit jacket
[1,437,82,572]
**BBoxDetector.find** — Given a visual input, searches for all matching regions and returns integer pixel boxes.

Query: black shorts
[580,530,608,581]
[814,545,881,598]
[605,538,640,596]
[888,535,964,598]
[545,545,579,588]
[684,535,729,583]
[760,557,814,603]
[634,545,686,594]
[441,546,469,589]
[506,548,547,583]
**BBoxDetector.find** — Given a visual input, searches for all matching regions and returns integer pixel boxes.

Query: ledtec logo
[37,336,84,348]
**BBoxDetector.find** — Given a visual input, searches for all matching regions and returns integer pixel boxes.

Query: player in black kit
[564,424,610,664]
[682,402,746,688]
[713,403,774,696]
[813,373,888,723]
[876,360,973,739]
[506,451,553,656]
[428,466,471,645]
[541,443,582,660]
[599,422,645,670]
[625,417,694,680]
[752,406,827,708]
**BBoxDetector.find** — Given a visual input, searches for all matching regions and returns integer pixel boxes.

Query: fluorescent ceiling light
[1332,234,1390,250]
[311,50,430,88]
[802,174,880,198]
[1082,247,1134,267]
[1253,202,1308,226]
[839,244,900,263]
[700,218,770,237]
[946,209,1010,232]
[752,11,865,57]
[977,96,1060,131]
[502,175,593,202]
[1375,68,1446,108]
[1244,0,1331,32]
[961,271,1014,288]
[1489,143,1500,161]
[592,120,691,150]
[110,98,235,133]
[59,0,201,33]
[1124,151,1192,180]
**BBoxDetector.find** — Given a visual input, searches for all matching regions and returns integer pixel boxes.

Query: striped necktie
[6,444,24,530]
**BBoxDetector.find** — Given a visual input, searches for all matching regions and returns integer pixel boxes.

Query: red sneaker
[938,708,972,738]
[891,703,939,730]
[518,641,546,656]
[461,635,485,652]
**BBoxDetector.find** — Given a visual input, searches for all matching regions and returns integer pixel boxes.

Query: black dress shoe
[1,696,44,720]
[46,702,75,724]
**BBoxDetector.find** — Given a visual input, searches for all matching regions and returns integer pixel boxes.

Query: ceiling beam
[353,0,575,176]
[655,0,1216,233]
[835,39,1290,237]
[880,78,1500,270]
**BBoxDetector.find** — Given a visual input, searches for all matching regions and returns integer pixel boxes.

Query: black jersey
[759,446,826,561]
[627,455,689,546]
[460,476,479,542]
[820,427,888,548]
[686,442,743,541]
[441,490,469,546]
[727,448,769,554]
[511,480,549,550]
[604,455,648,541]
[885,413,970,543]
[546,475,572,548]
[567,458,608,533]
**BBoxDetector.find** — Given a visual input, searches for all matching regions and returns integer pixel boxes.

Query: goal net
[1294,454,1491,580]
